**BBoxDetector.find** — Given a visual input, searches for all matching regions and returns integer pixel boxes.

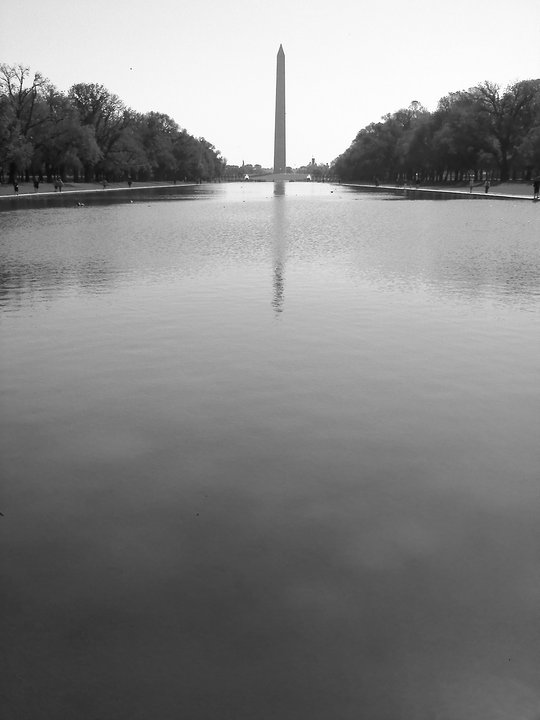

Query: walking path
[0,180,192,197]
[346,182,536,201]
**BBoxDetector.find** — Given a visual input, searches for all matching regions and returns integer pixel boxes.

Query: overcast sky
[1,0,539,168]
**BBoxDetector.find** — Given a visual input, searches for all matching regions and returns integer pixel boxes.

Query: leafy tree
[335,107,416,182]
[140,112,179,179]
[334,80,540,184]
[31,86,100,181]
[173,134,224,181]
[516,120,540,178]
[112,112,151,180]
[471,80,540,180]
[68,83,129,180]
[0,63,48,181]
[430,91,491,181]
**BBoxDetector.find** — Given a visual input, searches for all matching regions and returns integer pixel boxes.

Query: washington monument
[273,45,286,174]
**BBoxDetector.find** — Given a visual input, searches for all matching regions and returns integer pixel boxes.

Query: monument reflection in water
[272,180,286,314]
[1,182,540,720]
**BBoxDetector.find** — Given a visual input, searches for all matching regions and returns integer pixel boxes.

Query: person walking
[469,175,474,193]
[13,180,19,194]
[484,178,490,194]
[533,177,540,200]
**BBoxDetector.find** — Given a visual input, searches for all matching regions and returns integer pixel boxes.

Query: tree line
[0,63,225,185]
[333,80,540,184]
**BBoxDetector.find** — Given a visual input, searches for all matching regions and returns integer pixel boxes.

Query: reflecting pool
[2,182,540,719]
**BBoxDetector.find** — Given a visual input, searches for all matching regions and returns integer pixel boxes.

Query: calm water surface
[2,183,540,719]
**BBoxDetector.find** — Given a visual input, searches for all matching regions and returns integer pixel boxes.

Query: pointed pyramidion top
[278,44,284,55]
